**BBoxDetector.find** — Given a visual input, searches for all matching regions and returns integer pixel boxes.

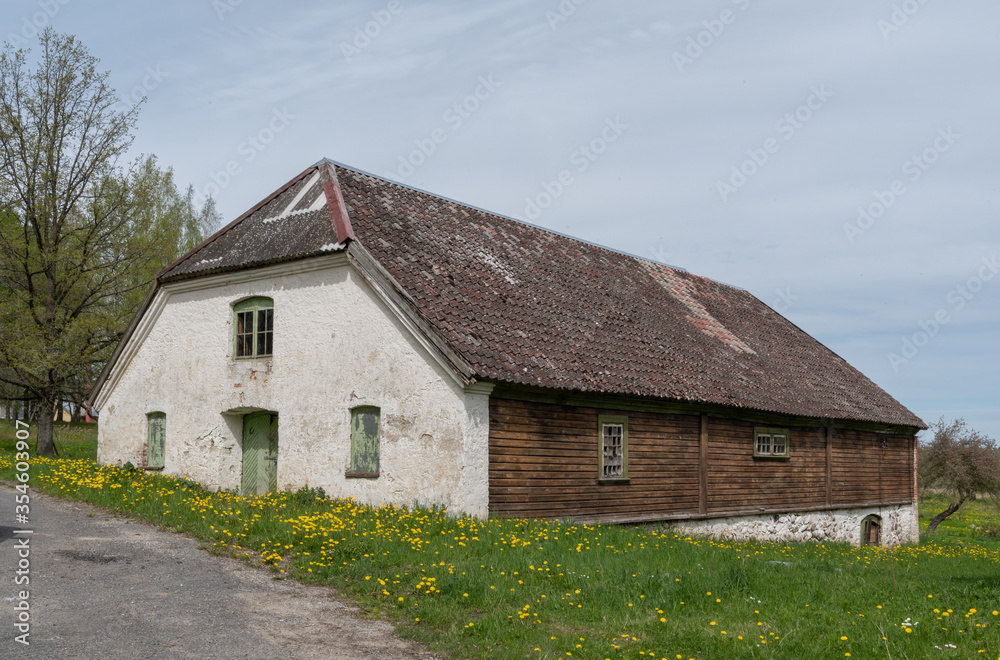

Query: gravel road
[0,484,439,659]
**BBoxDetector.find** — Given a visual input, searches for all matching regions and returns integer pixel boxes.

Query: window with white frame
[754,427,790,458]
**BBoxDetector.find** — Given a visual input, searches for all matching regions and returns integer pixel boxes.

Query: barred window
[598,416,628,480]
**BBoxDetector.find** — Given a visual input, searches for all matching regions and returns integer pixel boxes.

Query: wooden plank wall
[488,397,915,521]
[832,428,914,503]
[705,418,827,514]
[489,398,700,519]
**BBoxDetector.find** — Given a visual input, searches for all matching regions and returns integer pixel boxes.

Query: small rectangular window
[754,427,790,458]
[598,415,628,480]
[147,412,166,469]
[347,406,380,478]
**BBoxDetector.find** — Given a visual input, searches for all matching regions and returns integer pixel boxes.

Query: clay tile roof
[161,159,925,429]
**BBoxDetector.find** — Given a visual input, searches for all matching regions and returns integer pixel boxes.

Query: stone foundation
[669,503,918,547]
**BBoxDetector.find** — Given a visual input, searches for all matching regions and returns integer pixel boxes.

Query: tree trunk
[926,497,967,534]
[36,398,56,456]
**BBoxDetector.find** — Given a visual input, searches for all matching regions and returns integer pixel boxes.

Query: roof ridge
[315,157,747,293]
[318,161,356,244]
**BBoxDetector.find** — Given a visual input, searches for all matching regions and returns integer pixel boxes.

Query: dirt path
[0,485,439,659]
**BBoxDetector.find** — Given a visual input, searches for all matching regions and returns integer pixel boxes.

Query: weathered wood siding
[489,397,915,522]
[832,428,914,504]
[489,398,700,519]
[705,418,827,514]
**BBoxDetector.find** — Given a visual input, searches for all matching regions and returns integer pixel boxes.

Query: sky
[3,0,997,440]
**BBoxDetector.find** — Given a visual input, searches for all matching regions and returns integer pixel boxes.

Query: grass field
[2,420,999,659]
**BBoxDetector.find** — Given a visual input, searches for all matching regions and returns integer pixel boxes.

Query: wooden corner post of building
[825,422,833,506]
[699,413,708,514]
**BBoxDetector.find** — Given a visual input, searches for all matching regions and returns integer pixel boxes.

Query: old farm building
[93,159,925,547]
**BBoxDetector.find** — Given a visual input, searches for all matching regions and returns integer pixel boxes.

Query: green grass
[2,419,999,659]
[918,492,1000,541]
[0,418,98,459]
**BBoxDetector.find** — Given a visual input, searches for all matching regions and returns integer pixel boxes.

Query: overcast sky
[4,0,997,439]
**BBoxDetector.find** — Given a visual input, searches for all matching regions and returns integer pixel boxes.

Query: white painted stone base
[668,503,918,547]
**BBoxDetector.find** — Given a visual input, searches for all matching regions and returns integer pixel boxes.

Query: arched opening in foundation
[862,514,882,546]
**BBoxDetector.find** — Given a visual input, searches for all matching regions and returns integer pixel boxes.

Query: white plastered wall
[96,255,490,517]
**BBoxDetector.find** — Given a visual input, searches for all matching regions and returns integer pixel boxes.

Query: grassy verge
[2,420,999,658]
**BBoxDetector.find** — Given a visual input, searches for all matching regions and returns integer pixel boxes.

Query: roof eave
[346,241,477,386]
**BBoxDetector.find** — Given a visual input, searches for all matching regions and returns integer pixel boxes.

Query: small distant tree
[920,418,1000,534]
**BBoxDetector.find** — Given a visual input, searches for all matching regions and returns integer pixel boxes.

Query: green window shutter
[147,412,166,468]
[233,297,274,359]
[350,407,380,476]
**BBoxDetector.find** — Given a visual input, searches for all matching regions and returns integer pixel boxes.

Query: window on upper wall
[233,297,273,359]
[347,406,380,478]
[146,412,165,469]
[754,427,790,458]
[598,415,628,480]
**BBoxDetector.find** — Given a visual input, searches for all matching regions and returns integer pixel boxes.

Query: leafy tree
[0,30,218,455]
[920,418,1000,534]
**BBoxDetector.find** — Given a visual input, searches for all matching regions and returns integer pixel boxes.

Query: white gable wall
[96,255,489,517]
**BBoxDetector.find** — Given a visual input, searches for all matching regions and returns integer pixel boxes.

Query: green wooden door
[265,413,278,493]
[242,412,278,495]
